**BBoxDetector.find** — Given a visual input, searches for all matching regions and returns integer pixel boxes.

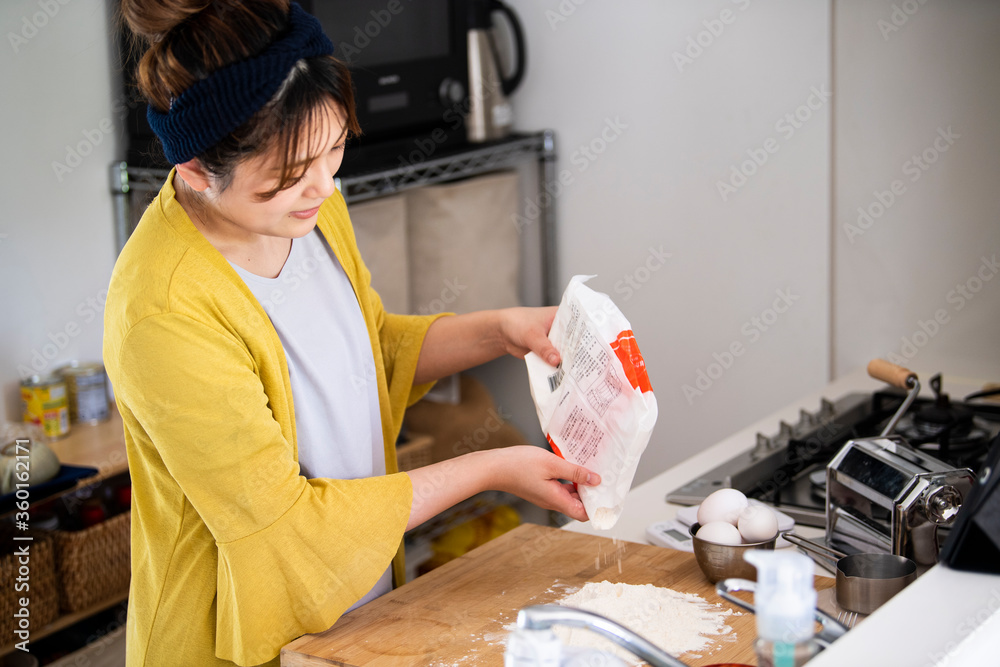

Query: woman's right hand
[405,446,601,530]
[487,445,599,522]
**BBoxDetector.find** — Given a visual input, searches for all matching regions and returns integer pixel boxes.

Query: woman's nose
[304,160,337,199]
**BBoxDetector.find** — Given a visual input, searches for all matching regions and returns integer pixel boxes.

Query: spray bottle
[745,550,821,667]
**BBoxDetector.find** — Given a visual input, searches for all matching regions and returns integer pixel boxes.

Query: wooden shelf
[46,407,128,484]
[0,589,128,657]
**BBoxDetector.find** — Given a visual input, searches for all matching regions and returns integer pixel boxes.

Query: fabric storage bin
[348,194,411,315]
[406,171,521,315]
[0,527,60,637]
[54,511,130,612]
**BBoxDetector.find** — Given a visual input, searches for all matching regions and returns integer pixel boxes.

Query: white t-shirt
[230,229,392,610]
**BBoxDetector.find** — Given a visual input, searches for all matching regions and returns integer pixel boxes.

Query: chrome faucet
[515,605,688,667]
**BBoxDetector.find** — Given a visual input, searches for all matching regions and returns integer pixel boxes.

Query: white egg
[737,505,779,543]
[696,488,749,526]
[696,521,743,545]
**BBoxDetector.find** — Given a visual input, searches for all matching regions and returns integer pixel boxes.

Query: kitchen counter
[564,366,1000,665]
[279,365,998,665]
[281,523,831,666]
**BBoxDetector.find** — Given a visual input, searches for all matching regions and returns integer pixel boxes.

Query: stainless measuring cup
[782,532,917,615]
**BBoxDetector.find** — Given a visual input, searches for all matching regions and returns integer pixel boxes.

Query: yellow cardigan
[103,170,442,666]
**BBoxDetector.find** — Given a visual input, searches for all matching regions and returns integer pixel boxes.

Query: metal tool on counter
[514,605,689,667]
[715,578,848,648]
[837,610,859,629]
[715,579,848,650]
[782,532,917,615]
[825,360,976,568]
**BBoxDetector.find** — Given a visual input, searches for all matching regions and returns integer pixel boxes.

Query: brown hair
[120,0,361,199]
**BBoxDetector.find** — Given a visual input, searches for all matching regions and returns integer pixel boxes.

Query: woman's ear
[175,159,211,192]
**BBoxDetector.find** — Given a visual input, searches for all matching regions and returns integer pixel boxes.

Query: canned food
[58,362,110,424]
[21,375,70,438]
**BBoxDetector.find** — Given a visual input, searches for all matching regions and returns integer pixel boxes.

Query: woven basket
[396,434,433,472]
[54,511,131,612]
[0,528,60,637]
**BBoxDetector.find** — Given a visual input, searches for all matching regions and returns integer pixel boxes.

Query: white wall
[506,0,832,483]
[0,1,120,421]
[832,0,1000,383]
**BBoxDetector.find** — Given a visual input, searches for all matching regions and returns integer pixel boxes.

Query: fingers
[563,498,589,522]
[531,447,600,487]
[501,307,561,366]
[550,481,589,522]
[553,457,600,487]
[523,327,561,367]
[498,448,599,522]
[532,306,562,366]
[535,306,560,365]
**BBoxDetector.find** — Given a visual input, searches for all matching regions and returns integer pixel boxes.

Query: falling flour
[554,581,736,664]
[596,539,628,573]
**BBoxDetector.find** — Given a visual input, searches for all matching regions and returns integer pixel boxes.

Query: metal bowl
[689,523,777,583]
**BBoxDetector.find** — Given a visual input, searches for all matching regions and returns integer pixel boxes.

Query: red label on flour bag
[526,275,658,529]
[610,330,652,394]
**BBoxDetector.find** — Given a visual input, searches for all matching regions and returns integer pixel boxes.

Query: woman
[106,2,599,665]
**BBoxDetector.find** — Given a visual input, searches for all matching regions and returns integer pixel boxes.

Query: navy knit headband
[147,2,334,165]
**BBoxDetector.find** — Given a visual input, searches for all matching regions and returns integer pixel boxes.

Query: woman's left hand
[498,306,561,367]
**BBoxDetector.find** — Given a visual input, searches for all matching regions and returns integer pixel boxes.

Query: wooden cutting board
[282,524,834,666]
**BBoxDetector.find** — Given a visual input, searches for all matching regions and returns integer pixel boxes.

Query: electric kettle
[466,0,526,143]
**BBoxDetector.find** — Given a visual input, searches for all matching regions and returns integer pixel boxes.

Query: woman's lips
[290,205,321,220]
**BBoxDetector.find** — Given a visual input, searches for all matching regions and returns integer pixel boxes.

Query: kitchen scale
[646,500,796,552]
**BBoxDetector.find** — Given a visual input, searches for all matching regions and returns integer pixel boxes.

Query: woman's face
[195,99,348,241]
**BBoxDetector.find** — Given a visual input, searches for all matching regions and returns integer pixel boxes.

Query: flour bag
[525,275,658,529]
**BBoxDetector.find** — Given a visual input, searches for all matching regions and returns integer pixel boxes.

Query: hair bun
[120,0,213,42]
[121,0,290,112]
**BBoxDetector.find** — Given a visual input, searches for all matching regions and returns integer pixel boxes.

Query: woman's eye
[331,144,345,152]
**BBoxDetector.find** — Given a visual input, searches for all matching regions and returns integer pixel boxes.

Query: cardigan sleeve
[115,312,412,666]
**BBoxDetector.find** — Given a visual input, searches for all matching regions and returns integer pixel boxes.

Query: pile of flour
[554,581,736,663]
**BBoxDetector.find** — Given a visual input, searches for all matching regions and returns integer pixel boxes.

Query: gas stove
[666,372,1000,530]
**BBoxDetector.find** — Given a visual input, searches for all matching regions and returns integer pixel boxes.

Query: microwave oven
[301,0,470,145]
